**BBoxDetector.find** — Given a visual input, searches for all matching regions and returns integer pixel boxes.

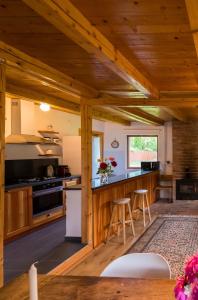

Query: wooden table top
[0,274,176,300]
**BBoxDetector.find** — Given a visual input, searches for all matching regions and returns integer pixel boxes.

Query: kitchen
[3,96,171,283]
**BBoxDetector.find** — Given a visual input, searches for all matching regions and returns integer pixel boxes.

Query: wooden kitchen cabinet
[4,187,32,240]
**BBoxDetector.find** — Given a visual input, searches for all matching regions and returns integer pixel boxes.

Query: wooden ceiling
[71,0,198,91]
[0,0,198,125]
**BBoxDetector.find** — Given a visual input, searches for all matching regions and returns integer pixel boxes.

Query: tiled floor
[4,218,84,283]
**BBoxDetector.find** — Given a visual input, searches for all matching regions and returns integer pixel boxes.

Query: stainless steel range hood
[5,99,46,144]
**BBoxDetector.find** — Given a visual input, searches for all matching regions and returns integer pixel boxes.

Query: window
[127,135,158,168]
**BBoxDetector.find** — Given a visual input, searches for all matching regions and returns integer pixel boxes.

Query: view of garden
[128,136,158,168]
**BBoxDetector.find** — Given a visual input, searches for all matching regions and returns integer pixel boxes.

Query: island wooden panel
[0,274,175,300]
[92,171,159,248]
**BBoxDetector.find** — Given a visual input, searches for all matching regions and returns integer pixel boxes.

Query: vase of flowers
[175,252,198,300]
[97,157,117,184]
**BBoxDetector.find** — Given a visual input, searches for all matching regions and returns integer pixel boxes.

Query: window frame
[127,135,158,169]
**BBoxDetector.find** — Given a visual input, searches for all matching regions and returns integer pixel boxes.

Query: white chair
[100,253,171,279]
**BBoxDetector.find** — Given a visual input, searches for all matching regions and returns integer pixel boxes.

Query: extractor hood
[6,99,46,144]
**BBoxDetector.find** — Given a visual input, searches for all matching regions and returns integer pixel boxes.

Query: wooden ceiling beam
[0,40,97,99]
[86,95,198,107]
[115,107,164,126]
[6,83,130,126]
[185,0,198,57]
[162,108,187,122]
[23,0,159,98]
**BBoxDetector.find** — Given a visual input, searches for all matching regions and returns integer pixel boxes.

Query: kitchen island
[92,170,159,247]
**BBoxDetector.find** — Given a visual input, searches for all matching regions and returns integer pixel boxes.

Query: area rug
[127,215,198,278]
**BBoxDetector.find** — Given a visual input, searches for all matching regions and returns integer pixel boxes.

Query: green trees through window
[128,136,158,168]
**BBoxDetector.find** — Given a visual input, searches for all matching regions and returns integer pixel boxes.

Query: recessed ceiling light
[40,103,50,112]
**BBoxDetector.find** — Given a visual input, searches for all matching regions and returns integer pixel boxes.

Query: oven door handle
[32,186,63,198]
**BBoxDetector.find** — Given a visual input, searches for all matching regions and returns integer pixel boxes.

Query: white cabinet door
[65,190,81,238]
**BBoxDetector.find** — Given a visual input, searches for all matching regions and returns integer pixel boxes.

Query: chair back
[100,253,171,279]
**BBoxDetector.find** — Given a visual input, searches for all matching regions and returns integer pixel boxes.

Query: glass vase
[100,173,109,184]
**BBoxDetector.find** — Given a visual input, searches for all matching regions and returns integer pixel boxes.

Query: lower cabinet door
[4,187,32,240]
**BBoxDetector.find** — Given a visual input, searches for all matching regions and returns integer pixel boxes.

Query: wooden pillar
[0,59,5,287]
[80,99,92,245]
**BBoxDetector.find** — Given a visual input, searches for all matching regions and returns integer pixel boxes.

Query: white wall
[5,98,105,161]
[103,121,173,175]
[5,97,173,177]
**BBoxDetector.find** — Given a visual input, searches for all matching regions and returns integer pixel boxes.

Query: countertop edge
[91,170,158,190]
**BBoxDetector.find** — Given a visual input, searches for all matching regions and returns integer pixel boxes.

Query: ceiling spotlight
[40,103,50,112]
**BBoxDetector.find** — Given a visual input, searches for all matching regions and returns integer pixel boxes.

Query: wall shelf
[38,130,61,144]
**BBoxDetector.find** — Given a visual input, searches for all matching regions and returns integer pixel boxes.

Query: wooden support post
[81,100,93,245]
[0,59,5,287]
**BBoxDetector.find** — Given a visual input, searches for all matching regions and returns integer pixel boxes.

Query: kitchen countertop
[91,170,154,190]
[62,170,156,191]
[5,175,81,191]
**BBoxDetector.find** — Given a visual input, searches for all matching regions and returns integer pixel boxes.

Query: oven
[32,181,63,216]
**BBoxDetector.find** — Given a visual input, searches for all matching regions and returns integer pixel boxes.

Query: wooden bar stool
[106,198,135,244]
[132,189,151,227]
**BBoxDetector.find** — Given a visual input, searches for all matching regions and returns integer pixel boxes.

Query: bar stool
[132,189,151,227]
[106,197,135,244]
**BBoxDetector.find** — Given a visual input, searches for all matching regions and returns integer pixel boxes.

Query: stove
[17,177,57,183]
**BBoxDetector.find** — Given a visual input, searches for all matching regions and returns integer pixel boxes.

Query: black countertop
[5,175,81,191]
[5,171,155,191]
[91,170,153,190]
[62,170,155,191]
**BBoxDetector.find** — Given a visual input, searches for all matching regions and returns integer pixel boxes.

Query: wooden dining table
[0,274,175,300]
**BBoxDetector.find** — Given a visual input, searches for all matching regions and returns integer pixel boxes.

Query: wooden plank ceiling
[0,0,197,124]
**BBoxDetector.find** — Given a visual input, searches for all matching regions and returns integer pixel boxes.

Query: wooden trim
[79,129,104,161]
[80,100,93,244]
[92,131,104,161]
[23,0,159,98]
[48,244,93,275]
[0,60,5,287]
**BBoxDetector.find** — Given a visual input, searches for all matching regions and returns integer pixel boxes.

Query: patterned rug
[127,215,198,278]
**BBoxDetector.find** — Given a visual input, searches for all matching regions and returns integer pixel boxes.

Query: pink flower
[174,276,188,300]
[109,157,115,161]
[191,279,198,300]
[185,254,198,283]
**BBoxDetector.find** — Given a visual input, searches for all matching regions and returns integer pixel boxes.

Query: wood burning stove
[176,179,198,200]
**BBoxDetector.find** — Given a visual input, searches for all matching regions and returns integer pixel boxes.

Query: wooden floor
[67,199,198,276]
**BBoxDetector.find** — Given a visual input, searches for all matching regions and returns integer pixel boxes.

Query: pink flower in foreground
[191,279,198,300]
[185,254,198,283]
[174,276,188,300]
